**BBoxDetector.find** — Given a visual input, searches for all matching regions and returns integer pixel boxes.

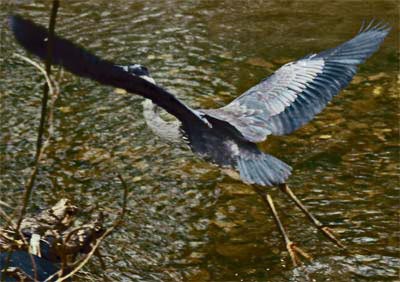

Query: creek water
[1,1,399,281]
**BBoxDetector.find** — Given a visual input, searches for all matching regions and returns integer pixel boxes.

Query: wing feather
[203,20,390,142]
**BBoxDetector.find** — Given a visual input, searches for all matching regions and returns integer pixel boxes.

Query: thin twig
[59,225,91,277]
[14,0,60,232]
[35,0,59,162]
[0,200,12,209]
[11,53,59,228]
[116,173,129,225]
[12,54,54,95]
[52,227,115,282]
[0,207,15,231]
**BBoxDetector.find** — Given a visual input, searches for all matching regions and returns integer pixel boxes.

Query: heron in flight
[10,15,390,265]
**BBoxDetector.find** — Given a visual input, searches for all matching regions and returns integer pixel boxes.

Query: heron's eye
[142,66,150,76]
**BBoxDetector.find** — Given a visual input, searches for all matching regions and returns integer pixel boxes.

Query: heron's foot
[320,226,345,248]
[286,241,312,267]
[279,183,346,249]
[256,191,313,267]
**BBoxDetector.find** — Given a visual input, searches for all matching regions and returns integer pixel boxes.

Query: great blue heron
[10,15,390,265]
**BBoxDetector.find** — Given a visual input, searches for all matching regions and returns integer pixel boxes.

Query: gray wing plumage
[203,20,391,143]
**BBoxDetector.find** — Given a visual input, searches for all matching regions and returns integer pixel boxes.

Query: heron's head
[118,64,156,84]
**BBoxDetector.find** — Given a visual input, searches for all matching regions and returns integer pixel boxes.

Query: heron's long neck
[142,99,182,143]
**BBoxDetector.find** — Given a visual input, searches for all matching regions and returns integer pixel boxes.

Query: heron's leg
[255,189,312,266]
[278,183,345,248]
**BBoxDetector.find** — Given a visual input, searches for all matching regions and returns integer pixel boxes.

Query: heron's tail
[237,153,292,187]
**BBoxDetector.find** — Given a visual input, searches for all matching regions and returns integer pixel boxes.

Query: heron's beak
[140,75,156,85]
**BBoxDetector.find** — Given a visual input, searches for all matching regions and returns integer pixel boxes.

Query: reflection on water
[1,0,398,281]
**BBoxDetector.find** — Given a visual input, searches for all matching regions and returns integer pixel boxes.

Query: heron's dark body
[183,116,248,167]
[181,116,291,186]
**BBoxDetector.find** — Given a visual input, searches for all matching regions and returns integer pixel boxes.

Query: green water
[1,1,399,281]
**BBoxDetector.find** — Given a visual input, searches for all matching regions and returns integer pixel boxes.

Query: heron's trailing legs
[278,183,345,249]
[255,189,312,266]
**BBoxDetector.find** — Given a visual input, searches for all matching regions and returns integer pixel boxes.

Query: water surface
[0,1,399,281]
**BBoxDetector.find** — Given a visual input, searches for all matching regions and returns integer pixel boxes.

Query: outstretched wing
[9,15,208,127]
[203,20,391,143]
